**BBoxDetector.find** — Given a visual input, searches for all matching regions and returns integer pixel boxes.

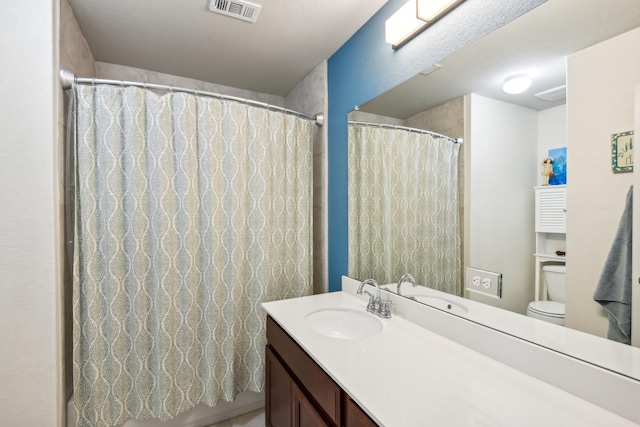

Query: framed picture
[611,131,634,173]
[548,147,566,185]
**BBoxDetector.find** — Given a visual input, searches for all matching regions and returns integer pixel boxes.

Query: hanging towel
[593,185,633,344]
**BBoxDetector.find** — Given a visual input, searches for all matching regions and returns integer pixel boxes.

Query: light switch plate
[466,267,502,298]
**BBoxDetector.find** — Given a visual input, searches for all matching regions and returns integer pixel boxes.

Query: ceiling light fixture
[385,0,428,48]
[417,0,466,22]
[502,74,532,94]
[385,0,466,50]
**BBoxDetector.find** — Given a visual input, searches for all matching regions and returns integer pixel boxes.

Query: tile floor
[208,408,265,427]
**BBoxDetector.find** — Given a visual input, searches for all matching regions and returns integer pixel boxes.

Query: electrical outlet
[466,267,502,298]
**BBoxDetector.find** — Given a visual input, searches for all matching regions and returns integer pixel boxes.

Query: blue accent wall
[326,0,546,292]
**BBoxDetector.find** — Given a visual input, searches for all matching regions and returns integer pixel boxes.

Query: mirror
[347,0,640,373]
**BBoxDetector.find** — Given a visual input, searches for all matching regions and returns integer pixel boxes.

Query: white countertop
[262,291,639,427]
[380,280,640,382]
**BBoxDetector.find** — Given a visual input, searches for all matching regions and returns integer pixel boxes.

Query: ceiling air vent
[208,0,262,23]
[534,85,567,102]
[419,63,442,77]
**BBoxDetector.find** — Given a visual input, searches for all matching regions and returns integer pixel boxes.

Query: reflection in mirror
[347,0,640,376]
[347,121,461,295]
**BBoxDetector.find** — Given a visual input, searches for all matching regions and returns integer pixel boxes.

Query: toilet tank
[543,264,566,303]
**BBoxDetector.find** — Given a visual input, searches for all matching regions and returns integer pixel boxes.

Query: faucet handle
[379,299,393,319]
[363,291,378,313]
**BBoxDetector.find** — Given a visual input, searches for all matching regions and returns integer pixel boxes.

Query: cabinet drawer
[267,316,341,425]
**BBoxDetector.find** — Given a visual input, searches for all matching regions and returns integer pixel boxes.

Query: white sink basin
[414,295,468,315]
[304,307,383,340]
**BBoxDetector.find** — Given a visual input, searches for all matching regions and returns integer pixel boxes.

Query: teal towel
[593,186,633,344]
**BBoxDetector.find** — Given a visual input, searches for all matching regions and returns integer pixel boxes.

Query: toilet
[527,264,566,326]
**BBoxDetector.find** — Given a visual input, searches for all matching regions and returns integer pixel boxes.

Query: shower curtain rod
[59,69,324,126]
[348,120,462,144]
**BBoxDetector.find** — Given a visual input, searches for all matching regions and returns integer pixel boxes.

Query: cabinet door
[344,396,378,427]
[267,316,341,424]
[266,346,293,427]
[535,186,566,233]
[293,382,331,427]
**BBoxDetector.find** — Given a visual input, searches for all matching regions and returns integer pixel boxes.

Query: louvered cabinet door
[535,186,566,233]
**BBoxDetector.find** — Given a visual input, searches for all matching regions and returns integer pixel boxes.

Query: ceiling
[360,0,640,118]
[67,0,388,96]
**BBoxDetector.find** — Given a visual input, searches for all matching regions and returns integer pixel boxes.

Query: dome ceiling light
[503,74,533,94]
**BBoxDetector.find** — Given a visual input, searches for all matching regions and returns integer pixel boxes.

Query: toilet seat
[527,301,565,318]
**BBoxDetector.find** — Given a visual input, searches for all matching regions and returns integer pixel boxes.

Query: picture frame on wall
[611,130,634,173]
[548,147,567,185]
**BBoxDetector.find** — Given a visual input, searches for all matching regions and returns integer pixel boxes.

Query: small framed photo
[611,131,634,173]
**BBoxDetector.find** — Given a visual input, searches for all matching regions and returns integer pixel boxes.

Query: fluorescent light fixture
[385,0,427,48]
[386,0,466,49]
[417,0,466,22]
[503,74,532,94]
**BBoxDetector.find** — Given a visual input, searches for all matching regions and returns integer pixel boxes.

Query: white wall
[465,93,538,314]
[566,27,640,337]
[0,0,63,425]
[538,104,567,171]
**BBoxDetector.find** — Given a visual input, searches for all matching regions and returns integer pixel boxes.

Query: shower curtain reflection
[72,84,313,427]
[348,122,461,295]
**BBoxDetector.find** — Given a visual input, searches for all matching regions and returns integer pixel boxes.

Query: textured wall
[327,0,547,291]
[60,0,95,79]
[405,97,464,139]
[95,62,286,107]
[285,61,329,294]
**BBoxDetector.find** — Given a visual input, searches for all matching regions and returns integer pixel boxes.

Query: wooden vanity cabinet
[266,316,377,427]
[343,396,378,427]
[292,380,329,427]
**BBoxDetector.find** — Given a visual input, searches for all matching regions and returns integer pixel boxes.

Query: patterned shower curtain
[348,124,460,295]
[72,85,313,427]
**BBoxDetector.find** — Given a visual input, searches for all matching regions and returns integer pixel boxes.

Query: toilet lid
[542,264,566,273]
[528,301,565,317]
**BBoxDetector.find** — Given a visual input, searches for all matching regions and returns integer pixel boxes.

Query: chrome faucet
[357,278,393,318]
[397,273,417,297]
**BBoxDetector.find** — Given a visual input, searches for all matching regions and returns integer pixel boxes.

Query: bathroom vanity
[266,315,376,427]
[262,280,640,426]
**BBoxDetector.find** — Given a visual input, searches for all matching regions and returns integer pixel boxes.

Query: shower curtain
[348,124,460,295]
[72,85,313,427]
